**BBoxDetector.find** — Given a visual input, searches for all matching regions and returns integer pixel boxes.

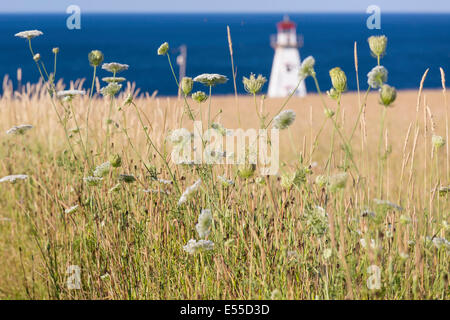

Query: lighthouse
[268,16,307,97]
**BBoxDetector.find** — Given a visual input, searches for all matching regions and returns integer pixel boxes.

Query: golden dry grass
[0,74,448,299]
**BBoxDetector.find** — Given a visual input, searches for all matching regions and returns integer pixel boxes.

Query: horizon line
[1,11,450,14]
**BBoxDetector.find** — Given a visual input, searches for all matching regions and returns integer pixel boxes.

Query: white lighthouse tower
[268,16,307,97]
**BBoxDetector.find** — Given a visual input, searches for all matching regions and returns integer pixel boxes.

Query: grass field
[0,35,448,299]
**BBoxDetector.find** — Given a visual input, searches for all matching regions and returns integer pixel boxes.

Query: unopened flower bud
[368,35,388,59]
[33,53,40,62]
[243,73,267,95]
[52,47,59,54]
[324,108,335,118]
[329,67,347,93]
[157,42,169,56]
[88,50,104,67]
[109,154,122,168]
[192,91,208,103]
[379,84,397,107]
[181,77,193,96]
[237,163,256,179]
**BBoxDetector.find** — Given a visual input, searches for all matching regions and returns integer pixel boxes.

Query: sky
[1,0,450,13]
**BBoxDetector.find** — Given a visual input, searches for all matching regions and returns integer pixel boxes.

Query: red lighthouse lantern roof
[277,17,296,31]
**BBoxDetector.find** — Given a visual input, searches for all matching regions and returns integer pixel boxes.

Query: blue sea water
[0,13,449,96]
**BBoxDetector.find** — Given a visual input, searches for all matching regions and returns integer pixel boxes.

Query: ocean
[0,13,449,96]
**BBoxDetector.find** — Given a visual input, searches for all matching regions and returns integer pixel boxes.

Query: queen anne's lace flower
[298,56,315,79]
[6,124,33,135]
[367,66,388,89]
[196,209,213,239]
[56,90,85,101]
[93,162,111,177]
[273,110,296,129]
[102,62,129,74]
[102,77,126,83]
[178,179,202,206]
[84,176,103,186]
[194,73,228,86]
[373,198,403,211]
[0,174,28,183]
[183,239,214,254]
[65,205,79,214]
[217,175,234,186]
[15,30,43,39]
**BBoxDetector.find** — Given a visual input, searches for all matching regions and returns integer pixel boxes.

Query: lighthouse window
[285,64,292,72]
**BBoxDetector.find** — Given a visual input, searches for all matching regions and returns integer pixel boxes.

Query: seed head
[379,84,397,106]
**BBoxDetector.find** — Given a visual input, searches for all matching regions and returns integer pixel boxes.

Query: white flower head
[93,162,111,177]
[194,73,228,86]
[426,236,450,250]
[273,110,296,129]
[101,62,129,74]
[178,179,202,206]
[217,175,234,187]
[158,178,173,185]
[57,90,85,102]
[15,30,43,39]
[100,83,122,97]
[83,176,103,186]
[367,66,388,89]
[183,239,214,254]
[299,56,316,79]
[0,174,28,184]
[196,209,213,239]
[65,205,79,214]
[6,124,33,135]
[102,77,126,83]
[373,198,403,211]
